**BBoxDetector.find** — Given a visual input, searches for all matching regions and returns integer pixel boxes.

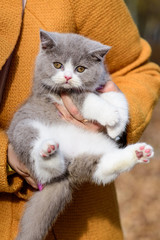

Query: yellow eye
[76,66,86,73]
[53,62,63,69]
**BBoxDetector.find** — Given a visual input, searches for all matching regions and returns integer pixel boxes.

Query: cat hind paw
[135,143,154,163]
[40,140,59,158]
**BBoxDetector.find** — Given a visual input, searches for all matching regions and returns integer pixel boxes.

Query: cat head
[34,30,111,93]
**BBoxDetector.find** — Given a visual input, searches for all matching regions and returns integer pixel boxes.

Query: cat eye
[53,62,63,69]
[76,66,86,73]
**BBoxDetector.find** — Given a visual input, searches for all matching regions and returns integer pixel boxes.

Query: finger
[54,99,104,132]
[16,165,30,177]
[15,165,38,189]
[55,102,102,131]
[61,93,84,121]
[72,118,103,132]
[8,144,30,176]
[97,81,120,93]
[8,144,38,188]
[8,144,19,169]
[16,165,38,189]
[54,101,86,126]
[83,121,105,132]
[54,102,75,122]
[24,176,38,189]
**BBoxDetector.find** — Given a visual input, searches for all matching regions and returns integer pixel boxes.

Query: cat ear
[40,29,56,50]
[90,45,111,60]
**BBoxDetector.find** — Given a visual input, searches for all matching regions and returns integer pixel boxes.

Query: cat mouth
[60,82,83,92]
[61,82,73,89]
[63,81,71,86]
[62,79,76,87]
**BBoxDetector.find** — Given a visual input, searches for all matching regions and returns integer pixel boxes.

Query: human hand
[54,94,104,132]
[97,80,121,93]
[54,81,120,131]
[8,144,38,189]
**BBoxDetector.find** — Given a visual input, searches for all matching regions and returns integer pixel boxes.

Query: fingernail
[58,111,63,117]
[38,183,44,191]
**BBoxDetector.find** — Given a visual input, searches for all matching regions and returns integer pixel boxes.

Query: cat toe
[106,110,120,127]
[40,140,59,158]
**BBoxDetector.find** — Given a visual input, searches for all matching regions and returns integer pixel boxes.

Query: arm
[112,53,160,143]
[8,144,38,189]
[0,130,38,193]
[69,0,160,143]
[0,0,27,193]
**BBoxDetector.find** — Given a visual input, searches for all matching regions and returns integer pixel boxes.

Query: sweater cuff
[0,130,23,193]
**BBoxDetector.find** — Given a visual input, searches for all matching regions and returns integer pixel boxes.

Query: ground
[115,100,160,240]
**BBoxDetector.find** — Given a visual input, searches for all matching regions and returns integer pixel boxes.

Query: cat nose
[64,75,72,81]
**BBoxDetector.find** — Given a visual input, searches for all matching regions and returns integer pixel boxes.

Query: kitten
[7,30,154,240]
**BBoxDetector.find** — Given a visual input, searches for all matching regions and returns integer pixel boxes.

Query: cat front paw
[107,123,126,139]
[97,107,120,127]
[105,109,120,127]
[40,139,59,158]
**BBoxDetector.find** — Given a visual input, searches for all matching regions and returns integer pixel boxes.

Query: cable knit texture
[0,0,22,70]
[0,0,160,239]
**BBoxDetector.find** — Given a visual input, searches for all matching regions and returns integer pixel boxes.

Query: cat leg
[30,122,66,184]
[81,92,120,127]
[93,143,154,185]
[100,92,129,139]
[31,137,66,184]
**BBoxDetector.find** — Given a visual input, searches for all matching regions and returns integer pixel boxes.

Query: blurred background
[115,0,160,239]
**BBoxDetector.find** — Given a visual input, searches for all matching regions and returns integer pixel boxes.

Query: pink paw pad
[136,143,154,163]
[139,146,145,150]
[145,149,151,153]
[42,153,47,158]
[143,159,149,163]
[40,140,59,158]
[135,150,143,159]
[50,145,55,150]
[47,145,55,153]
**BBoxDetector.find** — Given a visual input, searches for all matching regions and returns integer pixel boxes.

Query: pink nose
[64,75,72,81]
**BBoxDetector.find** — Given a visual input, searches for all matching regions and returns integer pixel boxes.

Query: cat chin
[57,85,84,92]
[62,83,74,89]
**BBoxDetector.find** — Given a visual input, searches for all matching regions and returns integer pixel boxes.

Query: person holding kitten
[0,0,160,240]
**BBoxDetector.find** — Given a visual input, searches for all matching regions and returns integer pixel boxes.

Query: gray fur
[33,30,111,95]
[8,31,126,240]
[8,30,111,180]
[16,180,72,240]
[16,154,100,240]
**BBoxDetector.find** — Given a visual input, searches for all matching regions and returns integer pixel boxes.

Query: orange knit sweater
[0,0,160,239]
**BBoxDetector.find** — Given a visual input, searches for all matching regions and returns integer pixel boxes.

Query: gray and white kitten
[7,30,154,240]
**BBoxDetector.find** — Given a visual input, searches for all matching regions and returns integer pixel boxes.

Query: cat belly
[30,120,117,183]
[31,120,117,158]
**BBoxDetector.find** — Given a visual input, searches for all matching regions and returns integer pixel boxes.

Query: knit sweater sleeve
[0,0,24,193]
[112,40,160,143]
[0,130,23,192]
[0,0,22,70]
[69,0,160,143]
